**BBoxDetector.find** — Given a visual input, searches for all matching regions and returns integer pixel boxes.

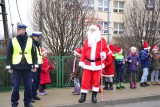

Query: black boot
[144,82,150,86]
[33,96,41,100]
[92,91,97,103]
[31,99,35,103]
[24,103,34,107]
[103,82,108,90]
[109,82,113,90]
[79,93,86,103]
[140,82,146,87]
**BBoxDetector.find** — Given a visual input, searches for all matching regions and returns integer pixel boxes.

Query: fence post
[61,56,64,87]
[58,55,62,88]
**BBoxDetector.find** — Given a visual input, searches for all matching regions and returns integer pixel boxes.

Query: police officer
[6,23,38,107]
[30,32,42,102]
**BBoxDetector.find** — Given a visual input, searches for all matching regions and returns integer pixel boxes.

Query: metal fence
[0,56,143,92]
[0,56,76,92]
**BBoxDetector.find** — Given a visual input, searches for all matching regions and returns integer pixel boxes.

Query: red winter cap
[143,40,150,50]
[152,45,158,51]
[74,48,82,56]
[41,48,47,55]
[115,46,122,53]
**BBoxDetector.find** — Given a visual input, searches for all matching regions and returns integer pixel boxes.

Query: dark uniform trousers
[11,69,32,106]
[32,66,41,98]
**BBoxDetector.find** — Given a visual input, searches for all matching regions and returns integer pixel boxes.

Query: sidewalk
[1,83,160,107]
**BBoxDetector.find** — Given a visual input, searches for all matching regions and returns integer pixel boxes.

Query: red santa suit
[79,25,108,93]
[102,44,115,77]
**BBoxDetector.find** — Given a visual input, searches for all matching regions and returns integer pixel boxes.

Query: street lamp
[107,0,110,44]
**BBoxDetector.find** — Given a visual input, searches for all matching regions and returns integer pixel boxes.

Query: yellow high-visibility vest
[36,46,42,64]
[12,37,33,64]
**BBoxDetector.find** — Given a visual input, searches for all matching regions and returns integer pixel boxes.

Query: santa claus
[79,25,108,103]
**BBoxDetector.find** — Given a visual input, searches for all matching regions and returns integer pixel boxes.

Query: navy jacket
[139,50,151,68]
[6,34,37,70]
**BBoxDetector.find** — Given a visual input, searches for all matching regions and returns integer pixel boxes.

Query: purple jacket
[127,53,139,72]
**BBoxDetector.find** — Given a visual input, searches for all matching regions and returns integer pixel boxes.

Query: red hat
[74,48,82,56]
[96,24,101,31]
[143,40,150,50]
[107,44,115,53]
[152,45,158,51]
[89,25,100,31]
[115,46,122,53]
[41,48,47,55]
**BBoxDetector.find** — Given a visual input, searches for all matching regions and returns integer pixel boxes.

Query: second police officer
[31,32,42,102]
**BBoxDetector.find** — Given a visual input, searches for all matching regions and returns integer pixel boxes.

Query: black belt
[86,58,101,62]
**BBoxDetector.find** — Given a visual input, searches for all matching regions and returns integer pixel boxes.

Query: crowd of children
[71,40,160,97]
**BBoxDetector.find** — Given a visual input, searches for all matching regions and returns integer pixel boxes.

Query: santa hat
[41,48,47,55]
[115,46,123,53]
[96,24,101,31]
[143,40,150,50]
[130,47,136,51]
[89,25,101,31]
[152,45,158,51]
[74,48,82,56]
[107,44,115,54]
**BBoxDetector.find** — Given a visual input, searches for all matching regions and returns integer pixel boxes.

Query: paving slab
[0,83,160,107]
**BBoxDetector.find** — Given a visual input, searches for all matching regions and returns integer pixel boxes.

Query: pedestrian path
[1,83,160,107]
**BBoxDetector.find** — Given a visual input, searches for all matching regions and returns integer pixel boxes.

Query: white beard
[87,30,101,47]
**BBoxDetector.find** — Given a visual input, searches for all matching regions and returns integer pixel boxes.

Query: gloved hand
[100,52,106,60]
[128,60,132,63]
[79,62,84,68]
[8,69,13,74]
[31,68,37,72]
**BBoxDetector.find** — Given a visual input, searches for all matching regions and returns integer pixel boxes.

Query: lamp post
[107,0,110,44]
[81,8,84,46]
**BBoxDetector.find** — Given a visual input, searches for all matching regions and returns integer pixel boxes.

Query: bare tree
[116,0,160,52]
[30,0,96,55]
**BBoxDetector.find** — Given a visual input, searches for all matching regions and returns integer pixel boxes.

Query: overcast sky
[0,0,33,38]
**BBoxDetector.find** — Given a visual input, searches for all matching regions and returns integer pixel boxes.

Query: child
[103,44,115,90]
[139,40,151,87]
[151,45,160,85]
[71,48,82,95]
[39,48,55,95]
[115,46,125,90]
[126,47,139,89]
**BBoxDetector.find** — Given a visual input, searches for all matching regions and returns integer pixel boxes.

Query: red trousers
[81,69,101,93]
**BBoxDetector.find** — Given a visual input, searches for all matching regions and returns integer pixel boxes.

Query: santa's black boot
[92,91,97,103]
[79,93,86,103]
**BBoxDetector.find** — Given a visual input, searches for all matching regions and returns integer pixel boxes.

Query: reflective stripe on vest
[12,37,33,64]
[36,46,42,64]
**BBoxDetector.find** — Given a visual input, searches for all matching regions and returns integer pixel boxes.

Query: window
[114,22,124,34]
[82,0,94,10]
[114,1,124,13]
[145,0,155,10]
[98,0,108,12]
[98,21,109,34]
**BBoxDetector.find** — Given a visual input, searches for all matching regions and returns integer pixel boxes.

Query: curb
[52,94,160,107]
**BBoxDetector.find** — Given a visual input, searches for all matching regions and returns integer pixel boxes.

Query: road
[102,100,160,107]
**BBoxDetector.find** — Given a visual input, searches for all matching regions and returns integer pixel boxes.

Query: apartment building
[84,0,157,44]
[83,0,134,43]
